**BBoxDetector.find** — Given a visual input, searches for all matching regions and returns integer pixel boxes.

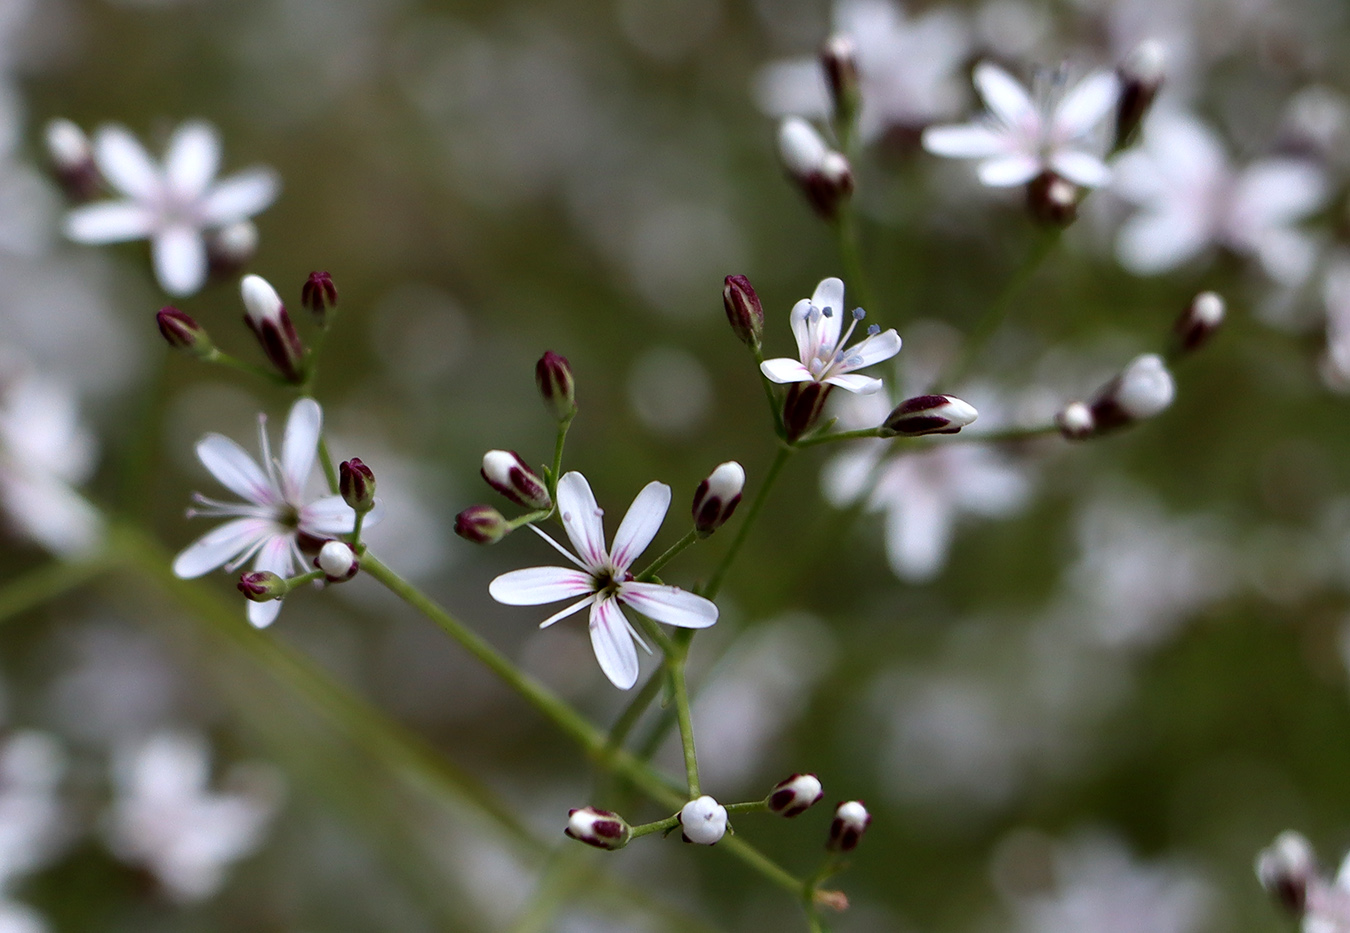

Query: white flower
[759,277,901,394]
[1113,111,1330,284]
[173,398,369,629]
[104,732,280,904]
[63,121,279,297]
[488,472,718,690]
[678,795,727,845]
[923,62,1119,188]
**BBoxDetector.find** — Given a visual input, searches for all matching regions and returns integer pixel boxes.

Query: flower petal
[489,566,595,605]
[590,598,640,689]
[247,535,294,629]
[787,298,815,362]
[1053,71,1119,140]
[172,518,272,579]
[810,277,845,353]
[196,433,274,504]
[884,482,953,582]
[165,120,221,202]
[556,472,607,569]
[824,372,883,394]
[1231,159,1328,231]
[977,154,1040,187]
[1115,210,1210,275]
[280,398,322,499]
[63,201,155,244]
[93,124,161,200]
[299,495,356,535]
[2,473,103,556]
[1051,150,1111,188]
[152,226,208,297]
[760,357,813,384]
[202,167,281,225]
[620,582,718,629]
[610,481,670,572]
[973,62,1034,129]
[922,123,1005,158]
[840,328,902,371]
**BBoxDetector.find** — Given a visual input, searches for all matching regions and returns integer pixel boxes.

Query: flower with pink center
[759,277,901,395]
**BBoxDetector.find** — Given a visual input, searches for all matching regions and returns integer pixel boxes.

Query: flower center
[592,567,626,598]
[277,505,301,530]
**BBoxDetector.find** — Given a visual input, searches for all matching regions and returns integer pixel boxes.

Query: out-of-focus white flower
[753,0,971,142]
[1256,831,1350,932]
[760,277,900,394]
[488,472,718,690]
[923,62,1119,188]
[1321,254,1350,390]
[0,732,67,886]
[173,398,370,629]
[63,121,279,296]
[104,732,280,904]
[1113,111,1329,284]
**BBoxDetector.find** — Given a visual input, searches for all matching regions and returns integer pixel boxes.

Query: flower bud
[777,117,853,221]
[1089,353,1175,432]
[1257,831,1317,914]
[827,800,871,852]
[1055,401,1095,440]
[783,381,831,443]
[679,795,728,845]
[1026,171,1079,226]
[1115,39,1166,149]
[44,118,100,202]
[315,540,358,582]
[339,459,376,513]
[723,275,764,349]
[238,571,287,602]
[301,271,338,325]
[768,773,824,818]
[820,34,860,124]
[1174,291,1225,353]
[881,394,978,437]
[241,274,307,383]
[454,505,510,545]
[536,351,577,420]
[564,807,631,850]
[156,306,214,357]
[207,221,257,279]
[481,450,552,511]
[692,461,744,536]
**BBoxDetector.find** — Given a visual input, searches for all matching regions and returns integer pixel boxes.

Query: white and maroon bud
[692,461,744,536]
[1055,401,1096,440]
[241,274,307,384]
[565,806,631,850]
[238,570,288,602]
[723,275,765,349]
[481,450,552,511]
[768,773,824,818]
[315,540,358,582]
[1115,39,1166,148]
[827,800,871,852]
[454,505,511,545]
[1257,831,1317,914]
[44,118,100,201]
[777,117,853,221]
[1027,171,1080,226]
[820,34,860,122]
[536,351,577,420]
[882,394,978,437]
[207,221,258,279]
[1090,353,1175,431]
[1175,291,1225,353]
[339,459,377,513]
[679,795,728,845]
[156,306,214,357]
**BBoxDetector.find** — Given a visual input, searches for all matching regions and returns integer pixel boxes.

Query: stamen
[821,305,834,318]
[526,522,591,571]
[852,307,865,320]
[867,324,880,336]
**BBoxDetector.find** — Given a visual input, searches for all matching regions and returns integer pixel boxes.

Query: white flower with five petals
[759,277,901,395]
[172,398,371,629]
[923,62,1119,188]
[489,472,718,690]
[63,120,279,297]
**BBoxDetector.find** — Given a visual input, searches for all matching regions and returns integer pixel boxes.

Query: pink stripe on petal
[760,358,813,384]
[172,518,272,579]
[556,472,608,568]
[610,481,670,572]
[590,598,640,690]
[620,582,718,629]
[489,566,595,606]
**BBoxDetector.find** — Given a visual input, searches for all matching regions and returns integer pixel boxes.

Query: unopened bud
[1174,291,1225,353]
[301,271,338,325]
[777,117,854,221]
[536,351,577,420]
[481,450,552,511]
[679,795,728,845]
[1116,39,1166,148]
[692,461,745,535]
[1090,353,1175,432]
[827,800,871,852]
[241,274,307,383]
[1257,831,1317,914]
[723,275,764,349]
[156,306,214,357]
[44,118,100,201]
[315,540,358,582]
[768,773,824,818]
[882,394,978,437]
[339,458,376,513]
[454,505,510,545]
[1027,171,1079,226]
[565,807,631,850]
[1055,401,1096,440]
[238,571,287,602]
[820,34,860,124]
[783,381,832,443]
[207,221,257,279]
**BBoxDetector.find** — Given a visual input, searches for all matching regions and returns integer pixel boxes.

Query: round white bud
[679,795,728,845]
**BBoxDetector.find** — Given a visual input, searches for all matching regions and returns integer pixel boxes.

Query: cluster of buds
[679,796,729,845]
[767,773,824,818]
[1057,353,1176,439]
[565,807,631,851]
[43,118,101,202]
[1256,831,1350,926]
[827,800,871,853]
[1115,39,1166,149]
[723,275,765,350]
[881,394,978,437]
[778,117,854,221]
[692,461,745,536]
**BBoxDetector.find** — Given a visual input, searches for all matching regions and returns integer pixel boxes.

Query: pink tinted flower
[760,277,901,395]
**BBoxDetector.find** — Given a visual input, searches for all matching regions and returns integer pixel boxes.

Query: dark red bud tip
[339,458,376,513]
[1026,171,1079,226]
[156,306,213,357]
[536,351,577,420]
[454,505,510,545]
[723,275,765,348]
[238,571,287,601]
[301,271,338,323]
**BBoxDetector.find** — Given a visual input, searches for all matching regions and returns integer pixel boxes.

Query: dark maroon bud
[1174,291,1225,353]
[157,307,214,357]
[778,118,854,221]
[44,118,101,202]
[1115,40,1165,149]
[564,807,631,850]
[768,773,824,818]
[692,461,745,536]
[301,271,339,324]
[535,351,577,420]
[206,222,257,280]
[783,381,832,443]
[481,450,551,511]
[455,505,510,545]
[1026,171,1079,226]
[820,34,860,124]
[882,394,978,437]
[238,571,287,602]
[827,801,871,852]
[723,275,765,349]
[339,458,376,514]
[241,275,307,384]
[1256,832,1317,915]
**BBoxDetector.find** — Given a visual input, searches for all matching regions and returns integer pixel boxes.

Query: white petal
[977,154,1040,187]
[884,486,953,582]
[299,495,356,535]
[1254,228,1318,286]
[1115,210,1211,274]
[93,124,161,200]
[280,398,322,499]
[841,328,902,370]
[202,168,281,225]
[811,277,847,319]
[824,372,883,393]
[787,298,815,362]
[165,120,221,202]
[489,566,595,605]
[1053,71,1119,139]
[1051,150,1111,188]
[2,474,103,556]
[752,59,831,120]
[810,278,845,352]
[973,62,1034,128]
[196,434,273,504]
[760,357,813,384]
[556,472,608,569]
[620,582,718,629]
[247,535,294,629]
[922,123,1005,158]
[152,226,208,297]
[1230,160,1328,232]
[820,447,882,507]
[172,518,272,579]
[63,201,154,243]
[590,598,640,690]
[610,481,670,572]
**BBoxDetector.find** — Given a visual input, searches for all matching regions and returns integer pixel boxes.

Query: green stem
[669,654,700,797]
[724,800,770,815]
[202,348,292,385]
[549,414,575,499]
[317,436,340,495]
[834,201,875,317]
[704,446,793,600]
[635,528,699,582]
[753,345,787,438]
[793,427,888,448]
[630,815,681,838]
[606,670,666,751]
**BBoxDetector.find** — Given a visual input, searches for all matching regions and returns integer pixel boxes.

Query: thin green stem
[669,655,699,797]
[508,508,554,531]
[724,800,769,815]
[793,427,888,448]
[752,345,787,439]
[635,528,699,582]
[201,348,291,385]
[705,445,793,600]
[549,414,575,498]
[317,436,340,495]
[834,201,875,318]
[630,815,681,838]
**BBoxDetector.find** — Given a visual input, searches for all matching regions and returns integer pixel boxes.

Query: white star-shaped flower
[172,398,371,629]
[489,472,718,690]
[759,277,901,394]
[63,120,279,297]
[923,62,1119,188]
